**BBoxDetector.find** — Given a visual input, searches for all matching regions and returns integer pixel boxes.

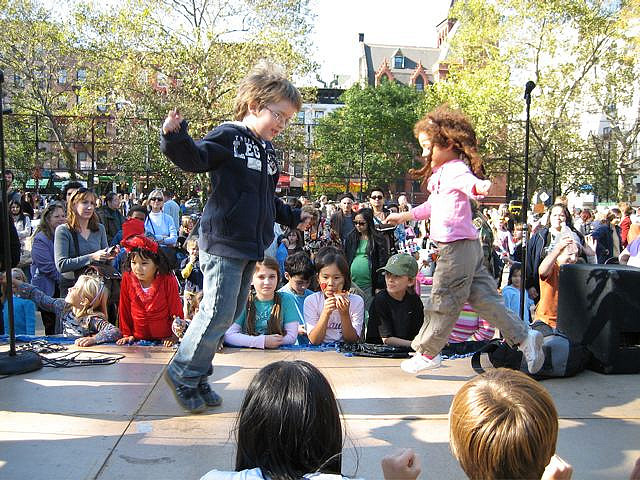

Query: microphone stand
[0,69,43,375]
[519,81,536,322]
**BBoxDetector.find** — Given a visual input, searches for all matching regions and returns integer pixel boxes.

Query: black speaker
[557,263,640,374]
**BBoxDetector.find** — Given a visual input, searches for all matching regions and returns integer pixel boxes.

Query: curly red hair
[410,105,484,190]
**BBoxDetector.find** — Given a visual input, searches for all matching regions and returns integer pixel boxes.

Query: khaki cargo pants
[412,239,529,356]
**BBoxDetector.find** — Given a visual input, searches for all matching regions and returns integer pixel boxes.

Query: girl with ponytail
[223,257,299,349]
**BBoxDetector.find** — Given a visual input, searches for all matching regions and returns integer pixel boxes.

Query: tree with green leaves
[311,81,425,197]
[0,0,81,176]
[440,0,639,204]
[72,0,315,194]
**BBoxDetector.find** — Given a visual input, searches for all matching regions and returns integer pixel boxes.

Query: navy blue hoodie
[160,121,300,260]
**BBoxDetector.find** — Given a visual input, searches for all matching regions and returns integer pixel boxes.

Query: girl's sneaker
[520,329,545,374]
[401,353,442,374]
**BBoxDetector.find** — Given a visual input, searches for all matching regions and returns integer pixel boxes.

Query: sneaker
[401,353,442,374]
[198,379,223,407]
[520,329,545,374]
[163,369,206,414]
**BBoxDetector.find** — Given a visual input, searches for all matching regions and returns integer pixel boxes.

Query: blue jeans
[168,250,256,388]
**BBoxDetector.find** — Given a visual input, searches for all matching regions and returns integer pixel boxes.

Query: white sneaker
[520,329,545,374]
[401,353,442,374]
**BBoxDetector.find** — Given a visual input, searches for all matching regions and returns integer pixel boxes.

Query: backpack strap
[70,229,80,258]
[471,340,504,375]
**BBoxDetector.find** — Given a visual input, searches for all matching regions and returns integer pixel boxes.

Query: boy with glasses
[160,60,311,413]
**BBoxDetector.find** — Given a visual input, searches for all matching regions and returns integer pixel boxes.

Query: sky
[307,0,453,85]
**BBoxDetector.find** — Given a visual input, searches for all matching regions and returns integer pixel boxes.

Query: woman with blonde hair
[55,188,117,296]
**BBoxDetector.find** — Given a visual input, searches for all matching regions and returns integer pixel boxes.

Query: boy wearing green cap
[366,253,424,348]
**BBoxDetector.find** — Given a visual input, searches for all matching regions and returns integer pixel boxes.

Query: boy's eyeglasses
[265,106,292,126]
[149,197,163,202]
[370,195,384,200]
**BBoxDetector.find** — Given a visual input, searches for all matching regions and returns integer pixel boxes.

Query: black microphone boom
[524,80,536,99]
[519,80,536,322]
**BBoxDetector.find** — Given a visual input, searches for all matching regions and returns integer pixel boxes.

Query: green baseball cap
[378,253,418,277]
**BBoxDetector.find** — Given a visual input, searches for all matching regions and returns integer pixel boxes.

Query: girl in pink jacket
[386,105,543,375]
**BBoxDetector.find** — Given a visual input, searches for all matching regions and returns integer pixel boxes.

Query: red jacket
[620,216,631,247]
[119,271,182,340]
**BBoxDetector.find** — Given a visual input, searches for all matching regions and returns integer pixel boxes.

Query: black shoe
[198,379,223,407]
[163,369,206,414]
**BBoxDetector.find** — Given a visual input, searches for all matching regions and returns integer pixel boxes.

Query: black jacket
[344,231,390,295]
[97,206,125,244]
[160,121,300,260]
[591,223,622,264]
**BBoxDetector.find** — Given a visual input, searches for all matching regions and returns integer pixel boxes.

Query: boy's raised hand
[162,108,184,135]
[381,448,421,480]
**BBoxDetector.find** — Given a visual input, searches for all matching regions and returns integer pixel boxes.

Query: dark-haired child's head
[450,368,558,480]
[235,360,342,479]
[284,251,314,295]
[314,247,351,295]
[508,262,522,289]
[123,246,171,286]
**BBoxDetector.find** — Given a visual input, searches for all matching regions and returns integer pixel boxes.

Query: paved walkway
[0,344,639,479]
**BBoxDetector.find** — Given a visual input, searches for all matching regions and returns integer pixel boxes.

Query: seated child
[501,262,534,324]
[224,257,298,349]
[447,304,495,343]
[2,269,36,335]
[450,368,572,480]
[304,247,364,345]
[536,234,595,329]
[117,235,182,346]
[277,251,314,343]
[200,360,421,480]
[172,291,203,340]
[366,253,424,348]
[9,273,120,346]
[180,237,203,318]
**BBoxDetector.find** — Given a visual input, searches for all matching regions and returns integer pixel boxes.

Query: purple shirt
[411,159,485,243]
[30,231,60,297]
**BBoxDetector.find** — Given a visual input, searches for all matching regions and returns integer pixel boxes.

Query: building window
[75,93,83,105]
[394,55,404,69]
[157,73,168,87]
[77,151,90,171]
[13,73,24,88]
[96,150,108,168]
[57,93,68,108]
[297,112,305,124]
[58,69,68,85]
[313,111,324,124]
[76,68,87,82]
[415,76,424,91]
[96,96,108,113]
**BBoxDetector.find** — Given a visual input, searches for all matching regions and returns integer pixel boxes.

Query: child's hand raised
[322,295,337,313]
[475,179,492,196]
[542,454,573,480]
[334,293,350,313]
[162,108,184,135]
[381,448,421,480]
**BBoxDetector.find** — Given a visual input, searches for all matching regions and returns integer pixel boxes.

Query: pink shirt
[411,159,485,243]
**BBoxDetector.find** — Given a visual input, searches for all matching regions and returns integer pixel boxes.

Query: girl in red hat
[116,235,182,346]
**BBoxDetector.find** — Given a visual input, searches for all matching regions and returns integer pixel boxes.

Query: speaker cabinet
[557,263,640,374]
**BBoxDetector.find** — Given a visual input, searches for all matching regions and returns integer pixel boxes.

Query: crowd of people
[3,59,640,480]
